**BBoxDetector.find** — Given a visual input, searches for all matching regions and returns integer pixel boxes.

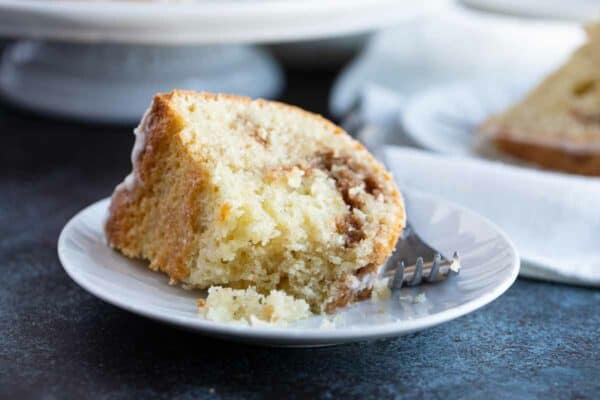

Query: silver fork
[342,105,461,289]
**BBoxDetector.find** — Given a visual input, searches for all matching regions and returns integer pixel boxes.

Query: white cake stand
[0,0,444,123]
[461,0,599,20]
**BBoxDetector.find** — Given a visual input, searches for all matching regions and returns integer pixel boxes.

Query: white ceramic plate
[0,0,445,44]
[58,191,519,346]
[402,78,536,157]
[462,0,598,21]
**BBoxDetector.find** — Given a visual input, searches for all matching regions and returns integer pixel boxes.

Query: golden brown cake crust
[492,136,600,176]
[105,93,199,281]
[106,90,405,311]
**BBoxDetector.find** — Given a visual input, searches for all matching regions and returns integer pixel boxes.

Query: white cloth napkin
[385,146,600,287]
[331,5,583,117]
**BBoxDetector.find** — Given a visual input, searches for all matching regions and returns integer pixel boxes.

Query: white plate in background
[400,80,600,288]
[58,191,519,346]
[402,78,535,157]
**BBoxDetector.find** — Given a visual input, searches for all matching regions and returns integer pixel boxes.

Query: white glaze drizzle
[114,106,152,193]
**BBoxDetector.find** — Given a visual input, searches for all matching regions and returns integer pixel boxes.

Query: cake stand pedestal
[0,41,282,123]
[0,0,446,123]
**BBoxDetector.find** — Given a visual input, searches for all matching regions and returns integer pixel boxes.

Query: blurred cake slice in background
[479,22,600,176]
[105,91,405,314]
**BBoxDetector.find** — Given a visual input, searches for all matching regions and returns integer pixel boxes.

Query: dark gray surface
[0,70,598,400]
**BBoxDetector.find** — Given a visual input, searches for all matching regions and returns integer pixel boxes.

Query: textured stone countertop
[0,70,598,400]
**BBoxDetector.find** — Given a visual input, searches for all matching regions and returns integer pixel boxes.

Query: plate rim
[401,78,484,156]
[0,0,446,45]
[461,0,597,21]
[58,193,520,345]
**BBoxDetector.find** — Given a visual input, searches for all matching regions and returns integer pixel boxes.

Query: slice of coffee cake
[480,23,600,176]
[105,91,404,312]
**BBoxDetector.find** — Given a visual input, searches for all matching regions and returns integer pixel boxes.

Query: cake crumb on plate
[399,292,427,304]
[371,277,391,301]
[197,286,311,325]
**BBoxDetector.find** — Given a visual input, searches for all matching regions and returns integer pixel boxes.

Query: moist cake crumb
[197,286,311,325]
[371,277,391,301]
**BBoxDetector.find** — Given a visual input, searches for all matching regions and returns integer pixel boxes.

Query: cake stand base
[0,40,284,124]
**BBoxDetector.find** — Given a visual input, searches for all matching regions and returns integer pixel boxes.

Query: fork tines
[388,251,461,290]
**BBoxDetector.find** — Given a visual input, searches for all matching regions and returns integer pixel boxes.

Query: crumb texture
[198,286,311,325]
[371,278,391,301]
[479,23,600,176]
[105,91,405,312]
